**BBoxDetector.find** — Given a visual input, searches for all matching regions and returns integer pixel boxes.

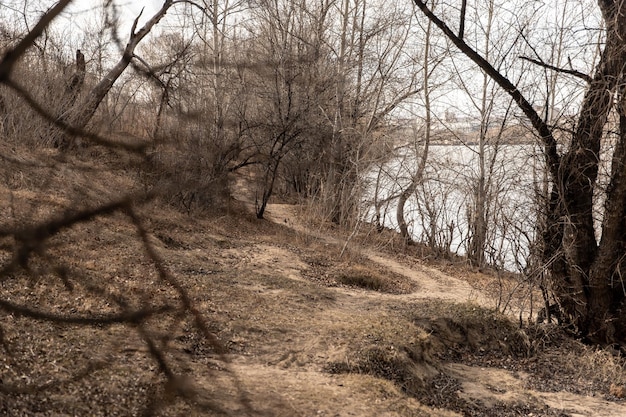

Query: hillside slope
[1,154,626,416]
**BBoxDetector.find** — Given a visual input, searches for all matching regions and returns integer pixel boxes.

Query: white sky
[0,1,170,39]
[63,0,166,32]
[0,0,182,68]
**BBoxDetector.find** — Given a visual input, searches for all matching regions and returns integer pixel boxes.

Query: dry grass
[2,143,626,416]
[334,264,418,294]
[336,265,388,291]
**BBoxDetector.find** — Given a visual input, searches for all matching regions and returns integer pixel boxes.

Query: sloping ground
[1,152,626,416]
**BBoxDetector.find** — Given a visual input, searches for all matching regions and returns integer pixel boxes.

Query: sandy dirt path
[255,202,626,417]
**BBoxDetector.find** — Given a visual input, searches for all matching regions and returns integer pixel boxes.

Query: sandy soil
[2,173,626,416]
[258,202,626,417]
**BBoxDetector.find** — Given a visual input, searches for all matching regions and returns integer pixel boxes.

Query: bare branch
[132,54,169,90]
[520,55,592,84]
[131,7,145,36]
[412,0,560,180]
[70,0,175,130]
[0,299,174,326]
[368,87,423,132]
[459,0,467,39]
[0,0,73,81]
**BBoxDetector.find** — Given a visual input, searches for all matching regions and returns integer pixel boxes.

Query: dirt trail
[5,152,626,416]
[365,252,488,304]
[216,178,626,415]
[252,202,626,417]
[449,364,626,417]
[266,203,488,305]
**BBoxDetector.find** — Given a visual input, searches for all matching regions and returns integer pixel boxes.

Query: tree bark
[413,0,626,344]
[55,1,173,148]
[397,132,428,242]
[397,13,432,243]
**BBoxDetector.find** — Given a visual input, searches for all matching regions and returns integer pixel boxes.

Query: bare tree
[236,0,329,218]
[320,0,423,226]
[0,2,233,414]
[51,0,175,148]
[413,0,626,344]
[396,3,437,243]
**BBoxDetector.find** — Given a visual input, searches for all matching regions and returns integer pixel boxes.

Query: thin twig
[519,55,592,84]
[0,360,109,394]
[124,205,228,355]
[0,299,174,325]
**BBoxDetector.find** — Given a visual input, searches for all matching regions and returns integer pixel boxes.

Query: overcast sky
[62,0,166,31]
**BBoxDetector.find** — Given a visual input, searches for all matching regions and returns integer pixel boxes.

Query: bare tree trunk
[325,0,351,224]
[65,49,86,104]
[545,15,623,338]
[51,49,85,147]
[256,157,281,219]
[55,1,173,148]
[467,0,494,268]
[397,11,433,243]
[396,129,429,242]
[413,0,626,343]
[211,0,227,151]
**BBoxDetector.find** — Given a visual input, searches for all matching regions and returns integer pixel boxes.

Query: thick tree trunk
[413,0,626,344]
[582,85,626,342]
[547,6,626,342]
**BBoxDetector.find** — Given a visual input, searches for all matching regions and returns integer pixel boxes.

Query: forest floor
[2,148,626,416]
